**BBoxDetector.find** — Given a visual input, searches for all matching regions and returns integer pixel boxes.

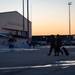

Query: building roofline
[0,11,32,22]
[32,34,74,37]
[0,11,18,14]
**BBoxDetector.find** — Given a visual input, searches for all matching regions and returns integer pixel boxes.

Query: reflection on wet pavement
[32,60,75,69]
[0,60,75,70]
[0,48,41,52]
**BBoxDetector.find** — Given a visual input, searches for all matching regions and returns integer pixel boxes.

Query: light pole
[68,2,72,44]
[27,0,29,45]
[23,0,25,34]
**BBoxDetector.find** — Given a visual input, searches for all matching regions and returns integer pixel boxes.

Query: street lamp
[68,2,72,44]
[68,2,72,36]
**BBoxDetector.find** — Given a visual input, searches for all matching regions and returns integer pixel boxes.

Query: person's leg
[55,46,59,56]
[47,46,53,56]
[59,48,63,55]
[54,47,57,56]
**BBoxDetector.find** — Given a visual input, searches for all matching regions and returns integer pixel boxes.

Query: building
[0,11,32,48]
[32,35,75,45]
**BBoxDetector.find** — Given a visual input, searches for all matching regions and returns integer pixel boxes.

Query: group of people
[47,34,63,56]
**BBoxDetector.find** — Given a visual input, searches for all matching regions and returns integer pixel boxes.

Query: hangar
[0,11,32,48]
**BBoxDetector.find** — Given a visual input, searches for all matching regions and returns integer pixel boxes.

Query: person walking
[47,35,56,56]
[55,34,63,56]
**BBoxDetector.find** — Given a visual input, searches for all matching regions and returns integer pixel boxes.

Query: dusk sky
[0,0,75,35]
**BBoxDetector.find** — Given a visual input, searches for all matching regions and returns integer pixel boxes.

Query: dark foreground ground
[0,46,75,75]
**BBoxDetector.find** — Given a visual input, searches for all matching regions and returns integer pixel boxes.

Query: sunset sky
[0,0,75,35]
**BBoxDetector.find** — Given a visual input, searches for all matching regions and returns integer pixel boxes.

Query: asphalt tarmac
[0,46,75,75]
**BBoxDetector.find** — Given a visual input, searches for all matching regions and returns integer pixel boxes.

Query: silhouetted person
[29,41,36,48]
[56,34,63,56]
[47,35,56,56]
[32,41,36,48]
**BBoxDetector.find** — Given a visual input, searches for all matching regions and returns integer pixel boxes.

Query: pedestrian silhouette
[47,35,56,56]
[55,34,63,56]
